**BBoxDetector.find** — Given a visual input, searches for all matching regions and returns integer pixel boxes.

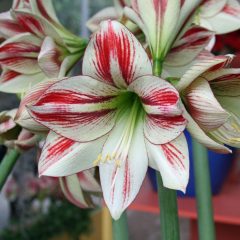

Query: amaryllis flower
[0,109,39,151]
[124,0,214,70]
[87,0,131,32]
[0,1,87,93]
[0,0,60,39]
[175,51,240,151]
[60,170,102,208]
[197,0,240,34]
[27,21,189,219]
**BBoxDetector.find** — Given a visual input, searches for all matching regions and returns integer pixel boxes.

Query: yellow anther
[93,159,100,166]
[103,154,111,163]
[93,154,102,166]
[112,152,117,159]
[115,159,121,168]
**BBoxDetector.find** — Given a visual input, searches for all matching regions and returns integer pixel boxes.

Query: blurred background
[0,1,240,240]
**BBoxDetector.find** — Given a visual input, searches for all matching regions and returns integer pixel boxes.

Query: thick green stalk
[0,149,20,191]
[153,58,180,240]
[192,139,216,240]
[157,174,180,240]
[112,212,129,240]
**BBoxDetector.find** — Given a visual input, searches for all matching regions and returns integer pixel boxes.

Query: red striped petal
[176,52,233,91]
[129,75,182,116]
[0,70,45,93]
[144,114,187,144]
[147,133,189,192]
[0,14,25,38]
[16,79,56,131]
[38,36,63,78]
[165,26,214,66]
[13,11,63,44]
[83,20,152,88]
[31,0,61,24]
[29,76,119,142]
[100,113,148,220]
[38,131,107,177]
[186,78,229,131]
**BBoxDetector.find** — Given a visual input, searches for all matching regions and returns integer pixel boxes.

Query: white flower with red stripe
[0,0,59,39]
[124,0,214,69]
[0,0,87,93]
[197,0,240,34]
[176,52,240,152]
[27,20,188,220]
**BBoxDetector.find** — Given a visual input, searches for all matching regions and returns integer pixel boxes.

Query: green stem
[153,58,180,240]
[153,59,163,77]
[157,174,180,240]
[112,212,129,240]
[0,149,20,191]
[192,139,216,240]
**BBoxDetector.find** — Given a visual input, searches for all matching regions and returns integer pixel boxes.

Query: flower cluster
[0,0,240,220]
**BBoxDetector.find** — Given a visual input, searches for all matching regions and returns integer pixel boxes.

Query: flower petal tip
[109,208,123,221]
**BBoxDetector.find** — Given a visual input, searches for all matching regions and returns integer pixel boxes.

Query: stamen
[115,159,121,168]
[94,98,141,169]
[103,154,111,163]
[105,98,141,168]
[93,154,102,166]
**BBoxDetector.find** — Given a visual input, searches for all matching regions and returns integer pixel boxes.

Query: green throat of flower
[93,94,143,168]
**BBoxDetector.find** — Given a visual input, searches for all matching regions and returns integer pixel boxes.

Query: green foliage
[0,201,91,240]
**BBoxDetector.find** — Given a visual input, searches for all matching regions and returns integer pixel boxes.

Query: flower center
[93,95,142,168]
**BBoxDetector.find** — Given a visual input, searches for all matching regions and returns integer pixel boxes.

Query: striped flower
[176,52,240,152]
[124,0,214,69]
[0,0,87,94]
[27,21,189,220]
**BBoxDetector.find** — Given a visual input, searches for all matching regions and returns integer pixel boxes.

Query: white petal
[83,20,152,88]
[182,103,231,153]
[39,131,107,177]
[100,108,148,220]
[0,70,46,94]
[176,53,232,91]
[147,133,189,192]
[29,76,120,142]
[59,174,89,208]
[86,7,119,32]
[186,78,229,131]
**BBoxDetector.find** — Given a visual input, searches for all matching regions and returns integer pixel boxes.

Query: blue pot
[148,131,235,197]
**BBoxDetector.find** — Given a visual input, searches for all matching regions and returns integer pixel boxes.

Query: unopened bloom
[28,21,188,219]
[0,0,87,93]
[176,52,240,151]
